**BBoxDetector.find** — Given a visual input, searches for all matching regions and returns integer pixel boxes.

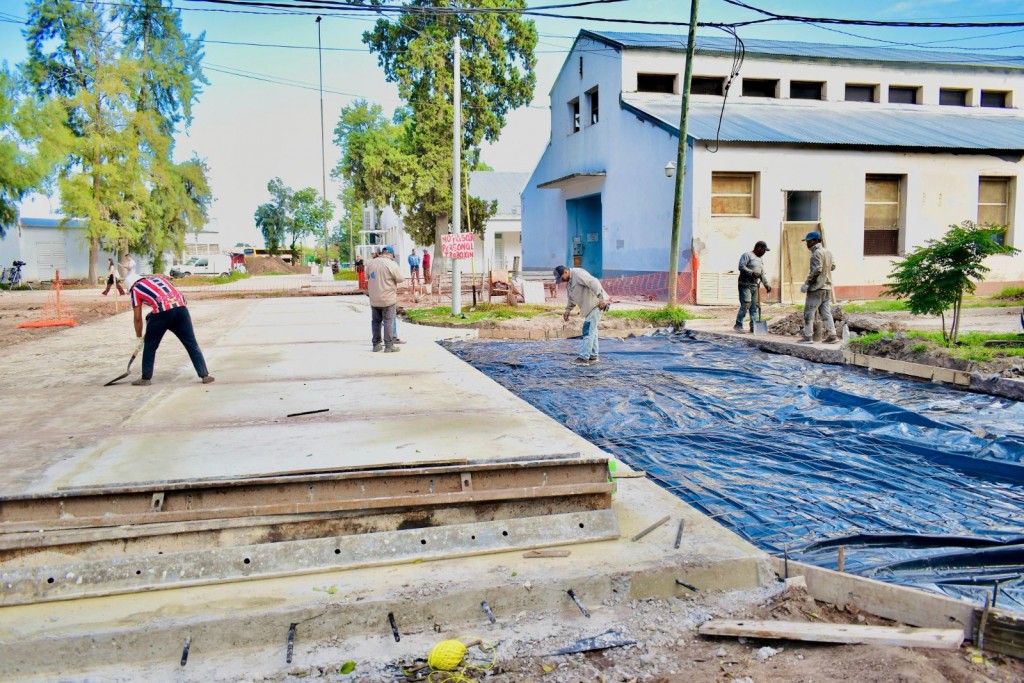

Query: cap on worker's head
[124,273,141,291]
[382,246,395,255]
[802,231,822,242]
[553,265,568,282]
[754,240,770,251]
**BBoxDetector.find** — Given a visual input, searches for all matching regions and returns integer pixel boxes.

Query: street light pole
[668,0,699,306]
[450,5,462,316]
[316,16,329,269]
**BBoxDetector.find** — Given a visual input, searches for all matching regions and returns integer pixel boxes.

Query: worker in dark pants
[126,273,214,386]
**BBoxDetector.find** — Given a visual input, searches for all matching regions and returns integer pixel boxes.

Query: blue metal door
[566,194,602,278]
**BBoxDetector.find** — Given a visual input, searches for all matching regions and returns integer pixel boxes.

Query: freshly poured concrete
[0,296,769,681]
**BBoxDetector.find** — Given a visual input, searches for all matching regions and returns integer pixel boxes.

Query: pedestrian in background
[366,246,402,352]
[554,264,609,366]
[422,248,432,284]
[101,257,125,296]
[121,252,136,280]
[408,250,421,285]
[735,240,771,332]
[125,273,214,386]
[799,231,839,344]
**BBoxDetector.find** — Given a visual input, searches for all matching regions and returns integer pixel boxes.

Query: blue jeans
[803,289,836,338]
[579,307,602,359]
[142,306,209,381]
[736,284,758,327]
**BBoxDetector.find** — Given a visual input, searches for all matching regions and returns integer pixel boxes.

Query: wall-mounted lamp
[664,161,676,178]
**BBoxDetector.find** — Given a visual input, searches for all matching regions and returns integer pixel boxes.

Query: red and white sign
[441,232,475,259]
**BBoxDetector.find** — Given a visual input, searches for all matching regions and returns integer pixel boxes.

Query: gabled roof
[469,171,530,214]
[583,30,1024,71]
[19,217,87,229]
[623,94,1024,151]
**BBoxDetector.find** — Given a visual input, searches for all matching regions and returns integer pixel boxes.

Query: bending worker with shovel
[735,240,771,333]
[125,273,214,386]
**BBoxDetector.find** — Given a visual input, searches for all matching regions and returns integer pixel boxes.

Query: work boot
[589,355,598,363]
[571,356,591,366]
[132,379,152,386]
[733,323,744,331]
[201,375,215,384]
[824,335,840,344]
[373,343,383,352]
[797,335,813,344]
[384,345,400,353]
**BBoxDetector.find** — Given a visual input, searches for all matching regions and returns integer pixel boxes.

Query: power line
[720,0,1024,28]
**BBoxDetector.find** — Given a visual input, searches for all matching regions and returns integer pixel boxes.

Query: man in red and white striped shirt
[126,273,214,386]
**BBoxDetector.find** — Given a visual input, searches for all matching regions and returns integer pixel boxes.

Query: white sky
[2,0,1023,247]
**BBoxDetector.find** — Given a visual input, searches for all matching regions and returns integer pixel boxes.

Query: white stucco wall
[690,144,1024,289]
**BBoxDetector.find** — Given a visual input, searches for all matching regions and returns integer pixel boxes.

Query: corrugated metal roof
[18,217,86,229]
[624,94,1024,150]
[469,171,530,214]
[586,30,1024,71]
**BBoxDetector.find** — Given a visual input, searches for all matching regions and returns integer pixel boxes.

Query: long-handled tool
[752,286,768,336]
[104,340,143,386]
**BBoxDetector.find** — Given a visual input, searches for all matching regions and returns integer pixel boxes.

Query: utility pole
[316,16,329,268]
[668,0,699,307]
[450,5,462,316]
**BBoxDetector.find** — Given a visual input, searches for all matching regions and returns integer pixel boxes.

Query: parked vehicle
[171,254,233,277]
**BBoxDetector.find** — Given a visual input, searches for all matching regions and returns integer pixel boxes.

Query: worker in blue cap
[799,231,838,344]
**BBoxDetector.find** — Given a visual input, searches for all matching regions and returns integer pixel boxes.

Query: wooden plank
[769,558,976,634]
[698,619,964,649]
[982,612,1024,659]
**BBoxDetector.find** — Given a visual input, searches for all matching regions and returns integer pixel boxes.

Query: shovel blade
[752,320,768,336]
[104,371,130,386]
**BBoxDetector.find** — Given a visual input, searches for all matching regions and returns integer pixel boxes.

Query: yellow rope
[422,636,496,682]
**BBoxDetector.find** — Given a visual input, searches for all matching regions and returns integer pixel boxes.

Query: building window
[888,86,920,105]
[742,79,778,98]
[638,73,677,94]
[711,172,757,217]
[588,88,599,125]
[845,84,877,103]
[940,88,969,106]
[790,81,824,100]
[864,175,902,256]
[979,177,1012,244]
[981,90,1009,108]
[690,76,723,96]
[569,98,580,133]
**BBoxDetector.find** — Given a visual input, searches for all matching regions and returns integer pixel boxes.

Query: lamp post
[316,16,329,269]
[450,4,462,316]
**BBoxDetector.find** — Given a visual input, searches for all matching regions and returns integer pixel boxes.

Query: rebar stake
[286,623,297,664]
[567,589,591,618]
[481,600,496,624]
[674,519,685,549]
[388,612,401,642]
[180,636,191,667]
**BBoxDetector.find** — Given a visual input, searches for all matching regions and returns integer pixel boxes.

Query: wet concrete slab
[0,295,770,681]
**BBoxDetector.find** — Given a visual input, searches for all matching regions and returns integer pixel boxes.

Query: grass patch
[994,286,1024,300]
[841,299,909,313]
[174,272,251,286]
[605,306,698,325]
[334,270,359,281]
[406,303,559,325]
[849,330,1024,362]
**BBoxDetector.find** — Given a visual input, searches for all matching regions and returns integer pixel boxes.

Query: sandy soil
[252,581,1024,683]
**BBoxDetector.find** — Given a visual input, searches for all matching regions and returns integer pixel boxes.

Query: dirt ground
[245,255,307,275]
[261,581,1024,683]
[0,289,129,349]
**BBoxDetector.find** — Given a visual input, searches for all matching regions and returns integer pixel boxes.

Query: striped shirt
[130,275,187,313]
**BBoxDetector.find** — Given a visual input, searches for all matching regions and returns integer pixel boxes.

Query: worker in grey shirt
[554,264,609,366]
[735,240,772,332]
[366,246,403,352]
[799,231,838,344]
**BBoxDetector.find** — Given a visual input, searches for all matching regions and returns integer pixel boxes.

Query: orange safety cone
[18,269,78,328]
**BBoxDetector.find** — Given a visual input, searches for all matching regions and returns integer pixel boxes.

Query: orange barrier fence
[18,270,78,328]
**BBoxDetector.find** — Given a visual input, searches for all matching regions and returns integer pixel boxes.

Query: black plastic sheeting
[445,331,1024,612]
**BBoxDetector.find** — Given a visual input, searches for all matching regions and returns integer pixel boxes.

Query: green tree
[23,0,206,281]
[255,177,293,257]
[883,220,1019,344]
[360,0,536,252]
[0,66,66,237]
[291,186,335,263]
[145,156,212,273]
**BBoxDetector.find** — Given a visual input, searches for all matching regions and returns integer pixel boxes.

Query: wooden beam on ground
[699,619,964,650]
